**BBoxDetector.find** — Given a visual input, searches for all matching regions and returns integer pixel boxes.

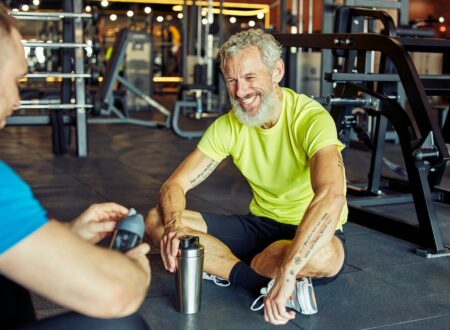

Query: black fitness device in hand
[110,208,145,253]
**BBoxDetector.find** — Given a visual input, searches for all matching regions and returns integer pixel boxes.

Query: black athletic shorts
[201,212,347,286]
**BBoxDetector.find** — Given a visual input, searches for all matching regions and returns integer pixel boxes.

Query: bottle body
[175,236,204,314]
[109,210,144,253]
[110,229,142,253]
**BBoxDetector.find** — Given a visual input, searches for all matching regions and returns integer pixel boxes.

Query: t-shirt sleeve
[197,115,233,162]
[0,161,48,254]
[300,106,344,159]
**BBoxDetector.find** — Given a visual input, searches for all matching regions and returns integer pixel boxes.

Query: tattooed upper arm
[188,159,219,189]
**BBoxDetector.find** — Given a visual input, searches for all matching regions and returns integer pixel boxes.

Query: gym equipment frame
[9,0,90,157]
[89,29,170,128]
[274,32,450,257]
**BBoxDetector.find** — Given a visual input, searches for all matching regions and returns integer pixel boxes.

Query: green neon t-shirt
[197,88,348,229]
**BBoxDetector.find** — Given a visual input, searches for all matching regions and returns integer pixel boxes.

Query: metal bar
[11,11,92,19]
[73,0,88,157]
[413,160,445,252]
[325,96,370,107]
[11,16,60,21]
[116,75,171,116]
[398,37,450,52]
[349,194,415,207]
[399,0,409,26]
[26,73,91,78]
[6,115,72,125]
[345,0,403,10]
[18,104,92,109]
[348,191,442,207]
[21,100,61,105]
[171,101,204,139]
[23,42,91,48]
[280,0,286,32]
[326,72,450,82]
[182,0,188,81]
[88,117,161,127]
[368,115,387,193]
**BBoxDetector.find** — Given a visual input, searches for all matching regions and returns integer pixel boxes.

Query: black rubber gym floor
[1,121,449,330]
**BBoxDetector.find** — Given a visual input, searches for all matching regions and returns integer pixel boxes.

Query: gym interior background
[1,0,449,329]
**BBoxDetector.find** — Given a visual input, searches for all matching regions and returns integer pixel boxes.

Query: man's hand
[264,274,296,325]
[126,243,152,286]
[67,203,129,244]
[160,225,185,273]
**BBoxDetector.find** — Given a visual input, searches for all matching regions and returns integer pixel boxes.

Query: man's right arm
[159,147,219,229]
[0,220,150,318]
[157,147,219,272]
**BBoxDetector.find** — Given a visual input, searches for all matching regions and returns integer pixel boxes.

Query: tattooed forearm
[302,214,333,259]
[338,153,344,169]
[293,212,333,261]
[287,269,295,282]
[303,213,328,247]
[189,160,218,189]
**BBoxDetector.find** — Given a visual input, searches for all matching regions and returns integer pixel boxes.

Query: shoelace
[202,272,230,287]
[250,284,270,311]
[250,294,265,311]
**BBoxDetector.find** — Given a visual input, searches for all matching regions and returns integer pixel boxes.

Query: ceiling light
[21,4,29,11]
[101,0,109,8]
[110,14,117,21]
[229,17,236,24]
[127,10,134,18]
[156,16,164,22]
[32,0,40,6]
[248,20,255,27]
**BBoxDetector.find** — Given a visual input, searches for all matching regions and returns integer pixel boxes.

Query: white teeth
[242,95,256,105]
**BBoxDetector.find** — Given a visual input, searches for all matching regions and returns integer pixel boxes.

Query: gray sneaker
[250,278,318,315]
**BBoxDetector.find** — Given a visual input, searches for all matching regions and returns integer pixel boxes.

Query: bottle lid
[179,235,204,257]
[117,213,145,239]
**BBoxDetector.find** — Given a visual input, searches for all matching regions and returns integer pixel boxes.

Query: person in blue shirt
[0,5,150,329]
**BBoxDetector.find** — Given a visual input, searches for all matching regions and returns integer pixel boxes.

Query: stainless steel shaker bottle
[175,235,204,314]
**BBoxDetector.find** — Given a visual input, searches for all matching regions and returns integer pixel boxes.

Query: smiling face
[0,28,28,129]
[223,46,284,128]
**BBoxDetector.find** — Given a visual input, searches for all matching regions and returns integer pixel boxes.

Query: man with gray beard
[146,29,348,325]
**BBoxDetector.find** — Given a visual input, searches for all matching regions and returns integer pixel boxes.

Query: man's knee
[306,237,344,277]
[250,240,290,275]
[145,207,164,247]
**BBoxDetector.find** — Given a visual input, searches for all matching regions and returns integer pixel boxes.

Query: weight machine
[171,0,226,139]
[274,31,450,257]
[89,29,170,128]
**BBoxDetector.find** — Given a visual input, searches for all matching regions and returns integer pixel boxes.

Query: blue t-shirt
[0,161,47,254]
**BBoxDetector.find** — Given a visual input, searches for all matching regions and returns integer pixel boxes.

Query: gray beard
[231,89,277,127]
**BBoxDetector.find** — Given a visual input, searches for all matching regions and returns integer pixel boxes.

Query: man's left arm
[264,144,346,325]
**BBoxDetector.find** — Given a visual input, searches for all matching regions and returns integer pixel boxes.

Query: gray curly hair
[219,29,282,73]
